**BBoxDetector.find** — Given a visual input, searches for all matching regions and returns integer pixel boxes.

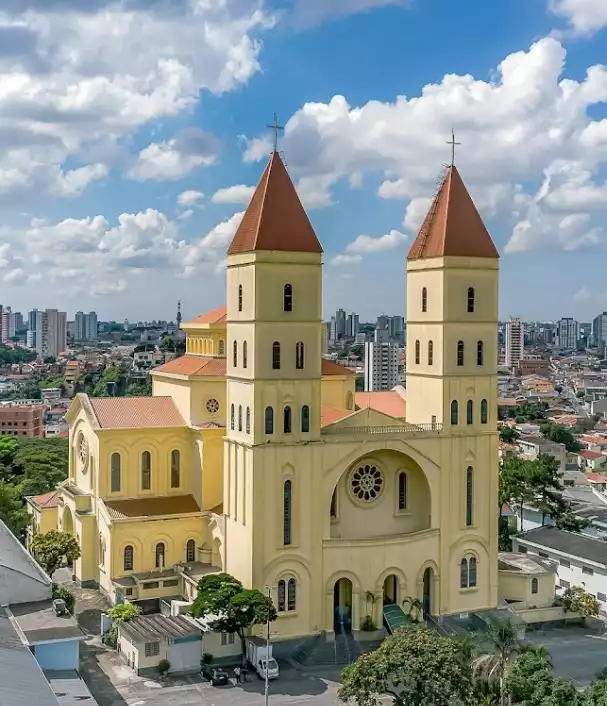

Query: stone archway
[333,578,353,633]
[62,506,74,536]
[383,574,399,606]
[423,567,434,618]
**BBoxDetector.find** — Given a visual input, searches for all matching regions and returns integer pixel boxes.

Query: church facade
[39,151,499,641]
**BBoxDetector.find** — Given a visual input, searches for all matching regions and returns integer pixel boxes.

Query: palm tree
[519,643,552,666]
[473,616,522,706]
[402,596,423,623]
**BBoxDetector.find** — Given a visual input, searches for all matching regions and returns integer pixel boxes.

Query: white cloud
[177,209,194,221]
[242,135,273,163]
[296,175,337,209]
[3,268,26,285]
[573,286,592,302]
[346,229,407,253]
[211,185,255,205]
[288,0,408,27]
[331,253,362,266]
[178,190,204,207]
[548,0,607,34]
[181,211,245,276]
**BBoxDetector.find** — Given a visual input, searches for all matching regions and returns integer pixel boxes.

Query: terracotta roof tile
[88,396,185,429]
[407,165,499,261]
[321,359,355,376]
[153,356,226,377]
[104,494,200,520]
[355,391,406,419]
[187,306,227,325]
[27,490,59,510]
[320,406,355,427]
[587,472,607,482]
[227,152,323,256]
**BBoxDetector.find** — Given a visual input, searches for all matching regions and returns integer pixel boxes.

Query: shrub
[158,659,171,675]
[52,584,75,613]
[360,615,377,631]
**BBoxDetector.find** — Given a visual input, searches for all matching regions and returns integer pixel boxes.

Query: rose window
[78,433,88,466]
[206,398,220,414]
[350,464,383,502]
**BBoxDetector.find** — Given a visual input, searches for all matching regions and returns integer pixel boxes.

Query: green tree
[0,437,19,482]
[0,484,29,538]
[555,511,589,532]
[93,365,127,396]
[473,616,521,706]
[562,586,599,618]
[339,627,473,706]
[539,423,581,452]
[31,530,81,577]
[499,426,520,443]
[108,603,141,624]
[505,650,552,704]
[584,679,607,704]
[44,356,57,364]
[190,573,277,656]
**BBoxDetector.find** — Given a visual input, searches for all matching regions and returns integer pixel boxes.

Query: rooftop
[517,526,607,566]
[9,600,84,644]
[119,614,201,644]
[320,405,355,427]
[152,355,226,377]
[498,551,556,575]
[355,390,406,419]
[87,396,185,429]
[187,305,227,326]
[26,490,60,510]
[0,520,52,601]
[104,494,201,521]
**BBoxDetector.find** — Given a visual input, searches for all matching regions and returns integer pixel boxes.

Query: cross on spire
[267,112,284,153]
[446,129,461,166]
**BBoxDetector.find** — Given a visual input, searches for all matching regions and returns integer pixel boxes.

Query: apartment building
[505,316,524,368]
[364,328,400,391]
[34,309,67,359]
[556,317,579,350]
[0,402,45,437]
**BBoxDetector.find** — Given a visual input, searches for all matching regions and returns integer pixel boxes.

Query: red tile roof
[586,472,607,482]
[153,356,226,377]
[407,165,499,261]
[320,406,355,427]
[88,396,185,429]
[188,305,227,325]
[580,450,604,460]
[227,151,323,256]
[321,359,356,376]
[27,490,59,510]
[355,391,406,419]
[104,494,200,520]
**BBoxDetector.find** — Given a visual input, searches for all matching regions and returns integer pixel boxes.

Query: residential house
[578,450,606,471]
[518,436,567,470]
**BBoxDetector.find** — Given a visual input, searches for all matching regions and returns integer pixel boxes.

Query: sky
[1,0,607,323]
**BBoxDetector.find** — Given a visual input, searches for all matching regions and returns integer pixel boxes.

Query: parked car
[211,668,229,686]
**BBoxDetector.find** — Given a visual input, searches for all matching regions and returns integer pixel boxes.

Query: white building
[556,317,579,350]
[364,329,400,391]
[35,309,67,358]
[74,311,98,342]
[505,316,524,368]
[1,306,16,343]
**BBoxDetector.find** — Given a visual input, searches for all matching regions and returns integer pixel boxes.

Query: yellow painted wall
[321,376,356,410]
[499,570,555,609]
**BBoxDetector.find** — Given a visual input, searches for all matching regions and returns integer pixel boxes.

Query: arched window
[428,341,433,365]
[110,453,121,492]
[141,451,151,491]
[296,341,304,370]
[246,407,251,434]
[283,480,292,546]
[460,556,477,588]
[421,287,427,312]
[277,580,286,611]
[99,534,105,566]
[230,404,235,431]
[284,283,293,312]
[457,341,464,366]
[469,557,477,588]
[466,400,473,425]
[450,400,459,425]
[398,472,407,511]
[467,287,475,313]
[233,340,238,367]
[218,340,225,356]
[283,406,292,434]
[415,340,420,365]
[265,406,274,434]
[477,340,483,366]
[243,341,248,369]
[238,284,243,312]
[346,391,354,410]
[531,577,538,595]
[186,539,196,563]
[480,399,488,425]
[170,449,180,488]
[330,489,337,518]
[238,405,243,432]
[272,342,281,370]
[123,545,133,571]
[301,405,310,433]
[460,558,469,588]
[287,578,296,611]
[466,466,473,527]
[155,542,165,569]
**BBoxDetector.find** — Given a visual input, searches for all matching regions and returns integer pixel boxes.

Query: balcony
[321,422,442,437]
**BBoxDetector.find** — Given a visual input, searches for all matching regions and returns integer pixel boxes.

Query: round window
[350,464,384,502]
[206,398,220,414]
[77,432,89,472]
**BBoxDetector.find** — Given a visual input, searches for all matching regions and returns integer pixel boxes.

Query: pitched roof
[27,490,59,510]
[104,494,200,520]
[187,305,227,325]
[355,391,406,418]
[320,405,355,427]
[88,396,185,429]
[407,165,499,261]
[517,526,607,567]
[227,151,323,256]
[321,359,355,376]
[153,356,226,377]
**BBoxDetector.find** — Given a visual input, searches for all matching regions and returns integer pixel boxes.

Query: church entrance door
[423,567,433,618]
[333,578,353,633]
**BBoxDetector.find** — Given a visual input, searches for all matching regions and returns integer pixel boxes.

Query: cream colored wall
[203,631,241,660]
[321,376,356,410]
[183,324,225,358]
[152,376,225,430]
[199,428,224,511]
[499,570,555,609]
[118,633,173,670]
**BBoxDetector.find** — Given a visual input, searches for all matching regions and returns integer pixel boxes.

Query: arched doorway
[333,578,353,633]
[423,567,433,618]
[62,506,74,536]
[383,574,399,606]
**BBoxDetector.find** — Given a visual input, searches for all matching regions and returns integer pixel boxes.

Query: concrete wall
[499,570,555,609]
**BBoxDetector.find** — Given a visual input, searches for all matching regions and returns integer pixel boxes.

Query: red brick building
[0,403,45,437]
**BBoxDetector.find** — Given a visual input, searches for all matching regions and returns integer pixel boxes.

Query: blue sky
[1,0,607,323]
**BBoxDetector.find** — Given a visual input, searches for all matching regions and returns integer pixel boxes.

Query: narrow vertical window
[170,449,180,488]
[272,342,281,370]
[415,340,420,364]
[186,539,196,563]
[233,340,238,367]
[531,577,538,594]
[287,578,296,611]
[218,340,225,356]
[466,400,473,425]
[231,404,235,430]
[284,406,292,434]
[284,283,293,312]
[301,405,310,433]
[457,341,464,366]
[450,400,459,425]
[238,284,243,312]
[469,557,477,587]
[243,341,248,369]
[111,453,121,492]
[428,341,433,365]
[141,451,151,491]
[466,466,473,527]
[246,407,251,434]
[295,341,304,370]
[460,558,469,588]
[477,340,483,366]
[330,489,337,518]
[277,580,286,611]
[467,287,475,313]
[265,406,274,434]
[123,545,133,571]
[398,472,407,511]
[480,399,488,424]
[238,405,243,432]
[283,479,292,546]
[421,287,427,312]
[155,542,165,569]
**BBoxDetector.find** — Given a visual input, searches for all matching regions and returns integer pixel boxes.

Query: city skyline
[0,2,604,320]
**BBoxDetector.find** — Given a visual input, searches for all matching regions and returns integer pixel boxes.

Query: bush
[158,658,171,675]
[360,615,377,631]
[52,584,75,613]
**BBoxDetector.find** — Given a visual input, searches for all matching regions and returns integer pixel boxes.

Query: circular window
[206,398,220,414]
[350,464,384,502]
[77,432,89,472]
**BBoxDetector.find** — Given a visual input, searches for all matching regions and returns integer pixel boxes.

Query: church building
[34,148,500,642]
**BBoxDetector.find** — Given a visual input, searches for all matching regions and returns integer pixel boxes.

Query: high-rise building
[376,314,389,330]
[505,317,524,368]
[346,313,360,338]
[364,328,400,391]
[335,308,346,338]
[27,309,38,348]
[1,306,14,343]
[389,316,405,343]
[328,317,337,344]
[593,312,607,352]
[74,311,98,342]
[35,309,67,358]
[556,317,579,350]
